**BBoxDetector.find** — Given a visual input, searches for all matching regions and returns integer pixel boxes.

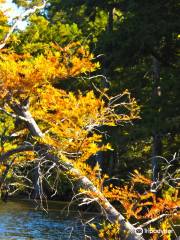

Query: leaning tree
[0,1,179,240]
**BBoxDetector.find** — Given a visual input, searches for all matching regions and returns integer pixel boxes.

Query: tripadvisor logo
[135,227,143,236]
[135,227,174,236]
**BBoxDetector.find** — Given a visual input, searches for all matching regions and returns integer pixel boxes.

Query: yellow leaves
[101,169,177,233]
[88,142,99,155]
[149,220,172,240]
[95,167,179,226]
[104,143,113,151]
[0,9,7,23]
[97,221,121,240]
[0,164,6,176]
[0,43,142,232]
[13,151,35,164]
[163,186,178,201]
[93,162,101,172]
[0,142,17,155]
[89,223,98,231]
[0,42,98,100]
[145,196,180,218]
[131,169,152,185]
[0,1,8,26]
[103,184,141,219]
[160,220,172,240]
[31,87,124,162]
[0,44,139,171]
[75,162,108,192]
[51,42,97,77]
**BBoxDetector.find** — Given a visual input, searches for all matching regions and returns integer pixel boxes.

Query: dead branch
[0,144,33,163]
[0,107,29,122]
[139,214,170,228]
[3,101,144,239]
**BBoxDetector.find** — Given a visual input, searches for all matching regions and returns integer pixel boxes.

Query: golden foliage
[0,41,140,211]
[31,88,138,164]
[0,43,98,100]
[97,221,121,240]
[81,169,179,239]
[0,164,6,176]
[0,41,139,172]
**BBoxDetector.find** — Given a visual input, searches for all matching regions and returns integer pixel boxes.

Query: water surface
[0,200,99,240]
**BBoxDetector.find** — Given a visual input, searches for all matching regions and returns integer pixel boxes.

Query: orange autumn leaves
[0,41,139,167]
[32,88,139,163]
[80,167,179,221]
[0,42,98,100]
[81,168,179,240]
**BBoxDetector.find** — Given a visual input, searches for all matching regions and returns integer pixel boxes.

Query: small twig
[78,197,99,206]
[88,75,110,84]
[139,214,170,228]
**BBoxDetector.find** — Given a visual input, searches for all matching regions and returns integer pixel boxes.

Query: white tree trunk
[10,103,144,240]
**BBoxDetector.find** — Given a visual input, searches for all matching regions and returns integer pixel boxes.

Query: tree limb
[0,107,29,122]
[8,103,144,239]
[139,214,170,228]
[9,102,44,137]
[0,144,33,163]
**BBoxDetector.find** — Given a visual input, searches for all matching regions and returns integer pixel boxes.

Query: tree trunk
[10,102,43,198]
[108,6,114,33]
[151,56,162,192]
[9,103,145,240]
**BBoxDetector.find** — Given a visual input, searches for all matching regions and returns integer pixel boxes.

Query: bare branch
[139,214,170,228]
[3,101,144,239]
[0,144,33,163]
[88,75,110,84]
[0,107,29,122]
[9,103,44,137]
[78,197,99,206]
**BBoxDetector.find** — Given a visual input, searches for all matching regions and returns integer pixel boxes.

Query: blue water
[0,200,99,240]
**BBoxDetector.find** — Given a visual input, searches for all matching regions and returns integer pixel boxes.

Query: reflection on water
[0,200,99,240]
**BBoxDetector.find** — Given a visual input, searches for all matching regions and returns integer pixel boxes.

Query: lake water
[0,200,99,240]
